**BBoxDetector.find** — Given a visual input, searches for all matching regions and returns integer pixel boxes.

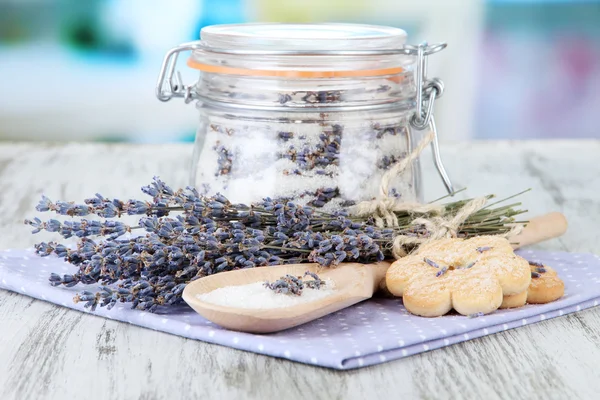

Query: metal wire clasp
[155,42,200,104]
[407,42,455,195]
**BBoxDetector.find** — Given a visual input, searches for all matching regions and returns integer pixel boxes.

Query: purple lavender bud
[315,257,327,265]
[278,93,292,104]
[468,312,484,318]
[330,235,343,244]
[436,267,448,277]
[334,251,347,263]
[35,195,53,212]
[476,246,492,253]
[54,201,72,215]
[424,258,441,268]
[54,244,68,258]
[97,203,118,218]
[84,193,105,207]
[304,271,320,281]
[214,257,227,264]
[230,222,244,230]
[278,131,294,141]
[319,239,331,247]
[329,220,342,228]
[44,219,61,232]
[24,218,42,234]
[141,184,158,198]
[85,299,98,311]
[126,200,149,215]
[34,241,53,255]
[78,294,96,302]
[528,261,544,268]
[312,200,327,208]
[209,202,224,210]
[214,193,228,204]
[465,261,477,269]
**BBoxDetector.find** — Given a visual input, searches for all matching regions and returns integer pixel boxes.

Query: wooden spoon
[182,261,390,333]
[183,212,567,333]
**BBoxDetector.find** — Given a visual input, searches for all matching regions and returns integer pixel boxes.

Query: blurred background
[0,0,599,143]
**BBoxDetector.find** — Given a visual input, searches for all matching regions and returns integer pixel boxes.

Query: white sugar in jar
[156,23,454,210]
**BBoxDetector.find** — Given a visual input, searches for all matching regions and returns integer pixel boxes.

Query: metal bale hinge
[155,42,200,104]
[406,42,455,195]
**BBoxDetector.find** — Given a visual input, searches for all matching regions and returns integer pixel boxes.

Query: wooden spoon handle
[511,212,568,249]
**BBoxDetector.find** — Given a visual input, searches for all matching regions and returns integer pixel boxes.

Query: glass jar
[156,23,454,211]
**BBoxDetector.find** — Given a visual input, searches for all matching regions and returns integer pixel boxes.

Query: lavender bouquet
[24,178,527,313]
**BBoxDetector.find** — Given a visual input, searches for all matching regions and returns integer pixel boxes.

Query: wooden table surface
[1,140,599,400]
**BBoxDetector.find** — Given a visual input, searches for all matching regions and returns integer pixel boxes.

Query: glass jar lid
[188,23,414,76]
[200,23,407,51]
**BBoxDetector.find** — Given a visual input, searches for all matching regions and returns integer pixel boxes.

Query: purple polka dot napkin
[1,248,599,370]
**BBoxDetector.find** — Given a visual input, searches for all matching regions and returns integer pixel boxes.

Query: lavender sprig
[25,218,131,239]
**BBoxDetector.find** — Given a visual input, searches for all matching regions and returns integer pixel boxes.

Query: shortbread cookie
[500,261,565,308]
[386,236,531,317]
[500,290,528,309]
[527,262,564,303]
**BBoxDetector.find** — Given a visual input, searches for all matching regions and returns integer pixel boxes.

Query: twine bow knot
[350,132,502,258]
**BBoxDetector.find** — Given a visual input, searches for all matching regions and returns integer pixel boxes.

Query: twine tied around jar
[350,132,522,258]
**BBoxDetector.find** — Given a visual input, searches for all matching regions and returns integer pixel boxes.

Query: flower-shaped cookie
[501,261,564,308]
[385,236,531,317]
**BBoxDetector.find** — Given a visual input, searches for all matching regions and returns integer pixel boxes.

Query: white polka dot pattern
[0,248,599,370]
